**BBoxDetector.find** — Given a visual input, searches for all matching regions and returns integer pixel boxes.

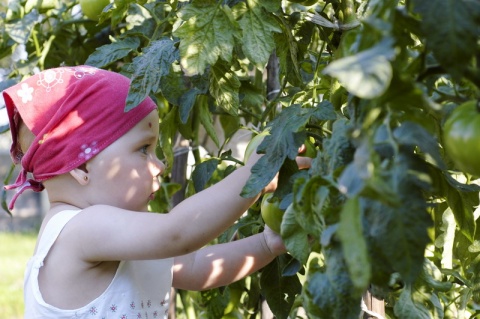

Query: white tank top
[24,210,173,318]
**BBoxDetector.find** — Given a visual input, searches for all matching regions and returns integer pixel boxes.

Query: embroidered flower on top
[89,306,98,315]
[37,69,64,92]
[17,83,34,104]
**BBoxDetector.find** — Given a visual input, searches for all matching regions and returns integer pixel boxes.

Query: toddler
[2,66,309,318]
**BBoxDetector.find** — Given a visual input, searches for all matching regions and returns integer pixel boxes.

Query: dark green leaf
[312,100,337,121]
[174,4,240,75]
[209,62,240,116]
[274,24,303,87]
[445,185,476,242]
[5,10,39,44]
[192,158,220,192]
[179,88,200,123]
[260,255,302,319]
[281,204,310,265]
[319,118,354,174]
[393,121,445,169]
[362,193,431,284]
[241,106,316,197]
[200,288,228,319]
[158,107,178,173]
[304,249,362,319]
[239,5,281,68]
[198,97,220,148]
[412,0,479,77]
[293,175,329,235]
[85,37,140,68]
[337,197,371,293]
[323,38,396,99]
[126,38,178,111]
[394,285,431,319]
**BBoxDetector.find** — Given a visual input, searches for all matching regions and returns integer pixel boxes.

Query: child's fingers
[296,156,312,169]
[298,144,307,154]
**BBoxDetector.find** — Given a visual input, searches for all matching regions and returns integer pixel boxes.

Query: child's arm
[70,153,309,262]
[172,227,285,290]
[73,153,276,261]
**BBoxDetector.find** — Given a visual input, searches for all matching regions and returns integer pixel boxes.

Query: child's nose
[151,156,165,176]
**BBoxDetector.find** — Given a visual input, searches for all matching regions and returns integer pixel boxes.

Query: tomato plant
[443,100,480,176]
[243,131,269,163]
[2,0,480,318]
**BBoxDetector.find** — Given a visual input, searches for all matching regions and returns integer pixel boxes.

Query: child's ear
[70,165,89,185]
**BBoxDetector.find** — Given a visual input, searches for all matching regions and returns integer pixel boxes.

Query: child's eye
[140,145,150,155]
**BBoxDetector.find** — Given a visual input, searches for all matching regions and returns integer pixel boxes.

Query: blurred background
[0,82,47,318]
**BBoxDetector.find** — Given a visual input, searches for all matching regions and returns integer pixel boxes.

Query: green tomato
[302,137,317,158]
[443,100,480,176]
[244,131,270,163]
[80,0,110,21]
[261,193,285,234]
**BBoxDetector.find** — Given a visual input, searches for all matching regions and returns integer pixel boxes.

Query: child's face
[85,110,164,211]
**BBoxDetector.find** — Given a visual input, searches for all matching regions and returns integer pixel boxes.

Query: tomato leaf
[198,97,220,148]
[85,37,140,68]
[445,184,476,243]
[200,288,228,319]
[303,250,362,319]
[323,38,395,99]
[393,285,432,319]
[126,38,178,111]
[239,4,281,68]
[319,118,354,175]
[293,175,330,235]
[5,10,39,44]
[192,158,220,193]
[362,187,431,284]
[274,24,303,87]
[210,61,240,116]
[174,4,240,76]
[281,204,310,265]
[338,141,401,206]
[412,0,479,77]
[158,107,177,173]
[260,255,302,319]
[337,196,371,294]
[393,121,445,170]
[241,105,316,197]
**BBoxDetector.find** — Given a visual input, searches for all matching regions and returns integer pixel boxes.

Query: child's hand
[246,143,312,195]
[262,225,287,256]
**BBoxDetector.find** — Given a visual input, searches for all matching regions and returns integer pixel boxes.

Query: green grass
[0,232,37,319]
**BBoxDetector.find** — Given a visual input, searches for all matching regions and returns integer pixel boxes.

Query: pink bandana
[2,66,157,210]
